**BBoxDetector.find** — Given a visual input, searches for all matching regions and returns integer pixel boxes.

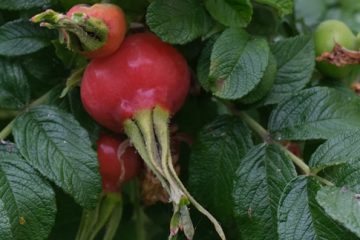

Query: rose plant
[1,0,360,240]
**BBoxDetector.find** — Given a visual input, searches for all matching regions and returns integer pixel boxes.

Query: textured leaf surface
[13,106,101,208]
[48,87,101,144]
[146,0,213,44]
[246,4,278,36]
[0,0,50,10]
[209,28,270,99]
[268,87,360,140]
[205,0,252,27]
[265,35,315,105]
[0,58,30,110]
[278,176,357,240]
[322,163,360,193]
[22,48,66,82]
[317,186,360,238]
[189,115,253,224]
[0,20,55,57]
[197,35,218,91]
[0,199,12,240]
[233,144,296,240]
[21,48,65,97]
[309,130,360,169]
[0,143,56,240]
[255,0,293,16]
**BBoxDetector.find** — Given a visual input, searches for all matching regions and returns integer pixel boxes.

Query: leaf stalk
[0,89,52,140]
[224,101,312,175]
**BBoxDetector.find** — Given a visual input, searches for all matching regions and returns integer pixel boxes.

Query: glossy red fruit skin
[66,3,126,58]
[97,134,142,192]
[81,33,191,132]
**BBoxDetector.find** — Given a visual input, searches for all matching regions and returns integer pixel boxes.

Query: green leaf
[0,0,50,10]
[233,143,296,240]
[278,176,357,239]
[317,186,360,238]
[204,0,253,27]
[66,93,100,141]
[22,47,66,97]
[246,4,278,36]
[197,35,219,91]
[48,88,101,144]
[322,163,360,193]
[188,115,253,225]
[254,0,293,16]
[0,143,56,240]
[146,0,213,44]
[13,106,101,208]
[240,52,277,104]
[264,35,315,105]
[21,47,66,82]
[309,130,360,170]
[113,0,148,22]
[209,28,270,99]
[0,199,12,240]
[268,87,360,140]
[173,94,219,136]
[52,41,87,70]
[0,58,30,110]
[0,20,55,57]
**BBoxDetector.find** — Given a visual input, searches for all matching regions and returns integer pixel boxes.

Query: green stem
[75,211,86,240]
[231,108,311,175]
[130,180,147,240]
[75,210,95,240]
[0,109,19,119]
[227,104,336,192]
[312,175,335,186]
[88,193,121,240]
[29,90,52,108]
[277,143,311,175]
[134,206,147,240]
[75,208,98,240]
[103,196,123,240]
[238,111,270,142]
[222,100,269,141]
[60,67,85,98]
[0,119,14,140]
[0,89,52,140]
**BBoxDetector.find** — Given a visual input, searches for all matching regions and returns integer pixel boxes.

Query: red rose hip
[81,33,191,132]
[97,134,142,192]
[31,3,127,58]
[81,33,225,239]
[66,4,126,58]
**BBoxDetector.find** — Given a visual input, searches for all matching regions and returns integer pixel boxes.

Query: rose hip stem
[76,192,123,240]
[124,106,226,240]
